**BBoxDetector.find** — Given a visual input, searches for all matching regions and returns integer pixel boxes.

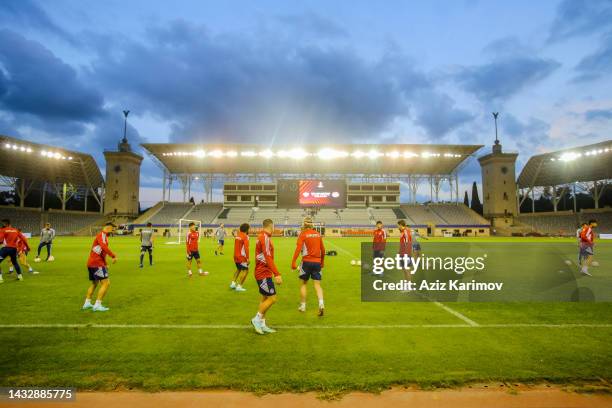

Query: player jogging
[0,219,29,282]
[577,222,587,265]
[397,220,413,279]
[291,217,325,316]
[412,228,427,258]
[230,223,250,292]
[11,229,39,275]
[82,222,117,312]
[186,222,207,277]
[139,222,155,268]
[251,218,282,335]
[579,219,597,276]
[214,223,226,255]
[372,220,386,275]
[35,223,55,262]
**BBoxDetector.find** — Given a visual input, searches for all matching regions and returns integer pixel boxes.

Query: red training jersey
[0,227,29,250]
[186,230,199,253]
[580,226,595,245]
[233,231,249,264]
[17,235,29,253]
[291,228,325,269]
[255,231,279,280]
[399,228,412,255]
[87,231,116,268]
[373,228,387,251]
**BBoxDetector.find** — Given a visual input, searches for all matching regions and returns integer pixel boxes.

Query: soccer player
[412,228,427,259]
[139,222,155,268]
[397,220,413,279]
[82,222,117,312]
[214,223,226,255]
[251,218,282,335]
[0,219,29,282]
[35,223,55,262]
[577,222,587,265]
[579,219,597,276]
[372,220,386,275]
[186,222,207,277]
[291,217,325,316]
[13,229,39,275]
[230,222,250,292]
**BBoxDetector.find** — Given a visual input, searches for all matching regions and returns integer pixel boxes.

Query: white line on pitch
[327,239,481,327]
[0,323,611,329]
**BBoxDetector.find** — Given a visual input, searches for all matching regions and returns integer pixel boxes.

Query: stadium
[1,128,611,405]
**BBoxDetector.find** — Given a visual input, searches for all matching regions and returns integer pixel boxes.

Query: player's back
[0,227,23,248]
[298,228,324,262]
[234,231,249,261]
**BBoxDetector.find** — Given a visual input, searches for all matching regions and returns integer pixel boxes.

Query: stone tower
[478,130,518,226]
[103,129,143,218]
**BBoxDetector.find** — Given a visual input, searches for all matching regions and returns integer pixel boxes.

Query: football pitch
[0,236,611,394]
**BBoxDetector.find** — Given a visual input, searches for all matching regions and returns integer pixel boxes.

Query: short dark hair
[189,222,195,227]
[147,222,152,227]
[397,220,406,227]
[581,222,588,226]
[239,223,250,233]
[263,218,274,228]
[105,221,116,227]
[1,218,9,226]
[376,220,383,225]
[589,219,597,225]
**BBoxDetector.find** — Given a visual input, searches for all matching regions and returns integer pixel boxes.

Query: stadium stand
[0,206,43,235]
[337,208,370,225]
[250,208,286,225]
[0,206,105,235]
[369,208,400,225]
[184,203,223,224]
[47,211,105,235]
[517,209,612,236]
[429,204,490,225]
[147,203,192,225]
[400,205,443,225]
[220,207,253,225]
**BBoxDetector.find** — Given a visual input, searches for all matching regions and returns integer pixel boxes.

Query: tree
[470,182,483,215]
[463,191,470,207]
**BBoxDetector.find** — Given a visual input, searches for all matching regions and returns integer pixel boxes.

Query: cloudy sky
[1,0,611,206]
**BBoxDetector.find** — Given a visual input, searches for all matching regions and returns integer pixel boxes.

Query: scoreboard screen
[278,180,346,208]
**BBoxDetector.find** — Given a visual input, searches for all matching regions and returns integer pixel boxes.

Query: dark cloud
[548,0,612,43]
[585,108,612,121]
[454,55,560,104]
[573,32,612,82]
[411,91,474,138]
[0,0,77,45]
[0,29,105,123]
[500,113,551,154]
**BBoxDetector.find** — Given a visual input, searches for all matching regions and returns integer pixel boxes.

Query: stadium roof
[142,143,483,176]
[517,140,612,188]
[0,135,104,188]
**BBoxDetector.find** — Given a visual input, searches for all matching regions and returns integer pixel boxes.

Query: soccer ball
[564,260,572,266]
[350,260,356,266]
[34,257,41,263]
[357,260,362,266]
[47,256,55,262]
[592,261,599,267]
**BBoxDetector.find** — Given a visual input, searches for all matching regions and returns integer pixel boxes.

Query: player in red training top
[291,217,326,316]
[186,222,207,277]
[397,219,413,279]
[13,229,38,276]
[82,222,117,312]
[579,219,598,276]
[251,218,282,335]
[372,220,387,275]
[0,218,30,282]
[230,223,250,292]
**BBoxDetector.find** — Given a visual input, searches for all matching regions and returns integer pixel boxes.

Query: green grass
[0,235,611,393]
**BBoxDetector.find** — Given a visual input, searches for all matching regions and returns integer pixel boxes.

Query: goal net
[166,218,202,245]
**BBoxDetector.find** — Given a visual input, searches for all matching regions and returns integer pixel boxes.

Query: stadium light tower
[492,112,499,145]
[122,110,130,144]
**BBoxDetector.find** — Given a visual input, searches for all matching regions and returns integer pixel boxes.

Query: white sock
[256,312,264,321]
[231,281,236,285]
[582,266,588,273]
[84,298,92,305]
[188,270,192,274]
[236,284,242,289]
[94,300,101,306]
[300,302,306,308]
[198,268,202,273]
[29,267,33,272]
[319,299,324,307]
[9,267,13,272]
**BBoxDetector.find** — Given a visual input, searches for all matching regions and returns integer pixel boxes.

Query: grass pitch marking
[326,239,481,327]
[1,323,611,329]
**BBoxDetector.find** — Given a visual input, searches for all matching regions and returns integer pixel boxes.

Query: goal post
[167,218,202,245]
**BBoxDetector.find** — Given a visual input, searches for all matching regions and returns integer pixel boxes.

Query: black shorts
[235,262,248,271]
[141,245,153,252]
[373,250,385,259]
[88,266,109,281]
[187,251,200,260]
[299,261,322,281]
[412,243,422,251]
[218,239,225,246]
[257,277,276,296]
